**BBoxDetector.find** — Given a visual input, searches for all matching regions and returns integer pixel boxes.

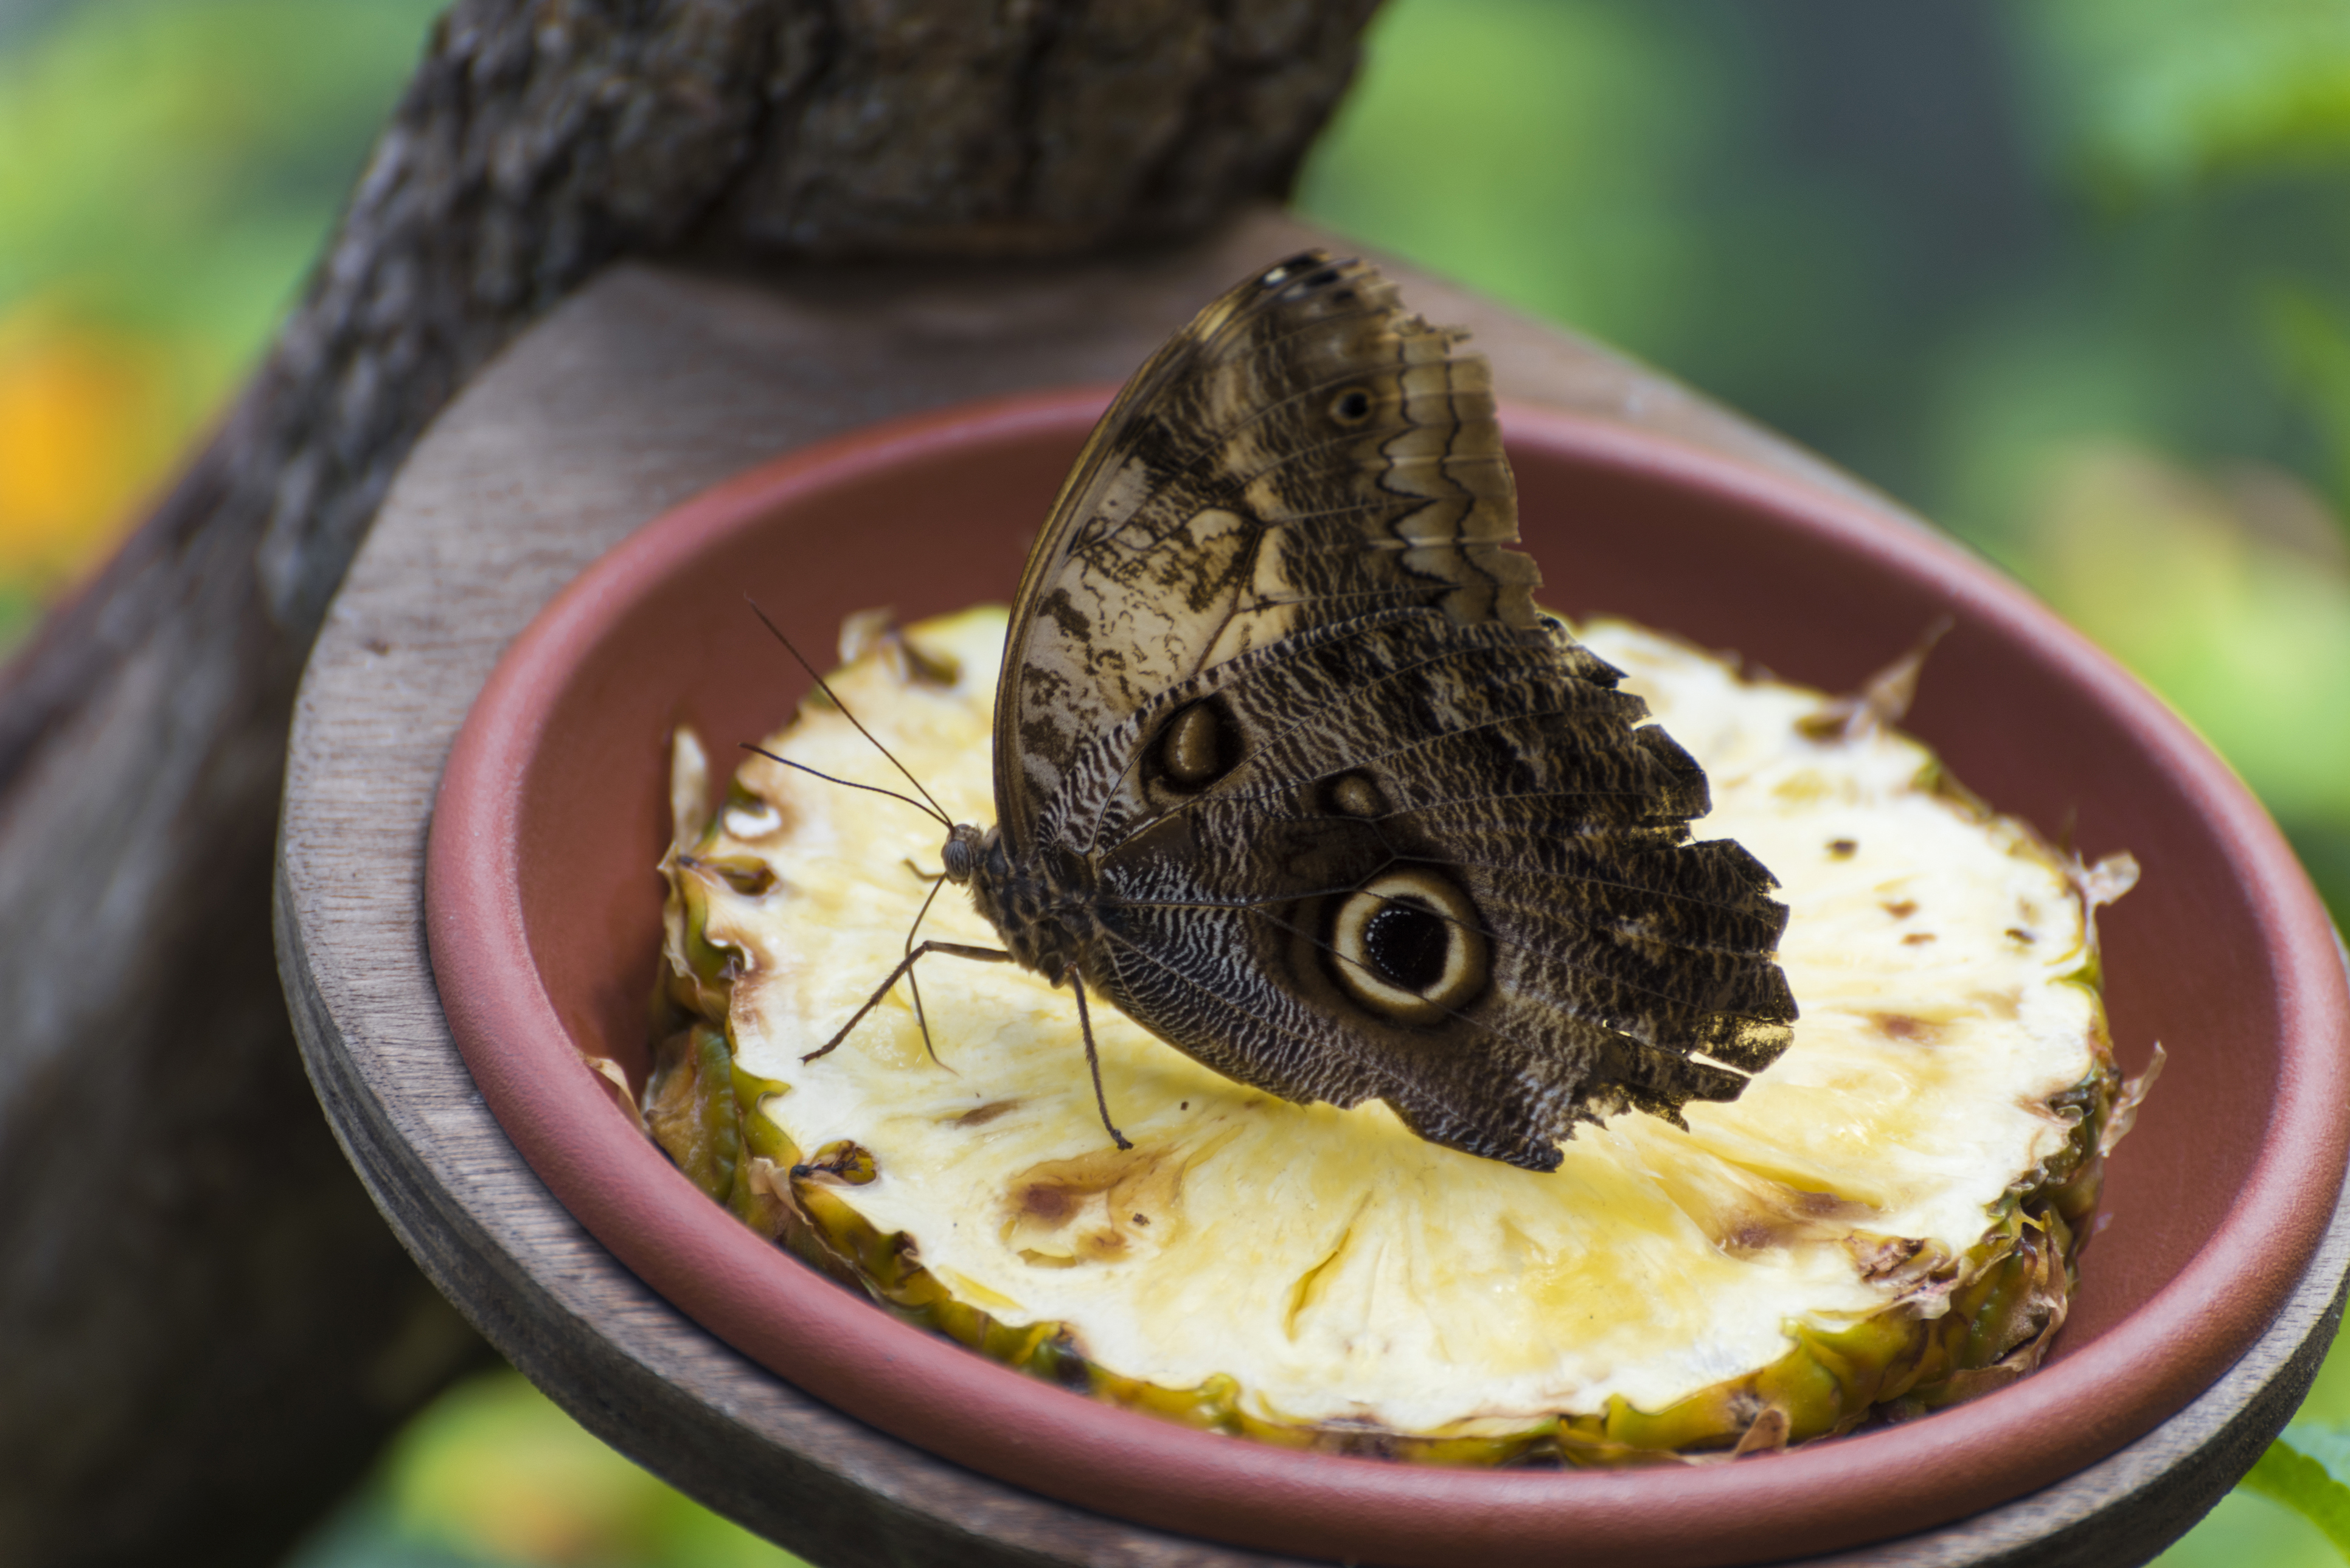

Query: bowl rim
[425,386,2350,1568]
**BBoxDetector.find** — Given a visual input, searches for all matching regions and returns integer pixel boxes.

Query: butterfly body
[885,252,1798,1174]
[947,823,1094,981]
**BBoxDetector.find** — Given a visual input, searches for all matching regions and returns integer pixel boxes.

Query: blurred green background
[3,0,2346,1563]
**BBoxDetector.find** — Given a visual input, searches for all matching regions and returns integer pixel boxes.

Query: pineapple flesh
[644,607,2132,1463]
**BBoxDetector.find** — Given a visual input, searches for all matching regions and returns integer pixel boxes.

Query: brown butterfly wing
[1034,611,1796,1171]
[994,251,1535,854]
[997,252,1795,1171]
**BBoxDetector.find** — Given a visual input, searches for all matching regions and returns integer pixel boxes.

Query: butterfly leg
[899,875,956,1068]
[901,963,951,1070]
[1063,964,1133,1152]
[804,940,1011,1063]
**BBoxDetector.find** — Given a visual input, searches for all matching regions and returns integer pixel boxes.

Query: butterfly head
[939,821,989,886]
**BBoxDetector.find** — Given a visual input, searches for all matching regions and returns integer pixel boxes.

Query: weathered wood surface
[0,4,1377,1561]
[276,202,2350,1568]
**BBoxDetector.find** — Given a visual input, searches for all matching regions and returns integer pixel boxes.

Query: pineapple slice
[645,607,2133,1463]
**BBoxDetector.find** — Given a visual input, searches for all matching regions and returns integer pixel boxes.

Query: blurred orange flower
[0,302,176,586]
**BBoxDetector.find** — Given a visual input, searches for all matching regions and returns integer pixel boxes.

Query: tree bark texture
[0,4,1376,1563]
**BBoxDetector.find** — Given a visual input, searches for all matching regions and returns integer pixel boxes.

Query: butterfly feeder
[277,205,2350,1568]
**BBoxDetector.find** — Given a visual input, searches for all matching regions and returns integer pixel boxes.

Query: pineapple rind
[642,608,2123,1462]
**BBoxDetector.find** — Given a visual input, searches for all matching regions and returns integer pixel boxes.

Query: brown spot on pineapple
[1882,899,1918,919]
[1689,1172,1874,1257]
[1827,839,1858,858]
[1002,1143,1190,1268]
[954,1100,1020,1128]
[1875,1013,1941,1044]
[1847,1233,1927,1282]
[680,853,776,898]
[1018,1184,1076,1224]
[791,1139,876,1185]
[1902,932,1938,946]
[1972,987,2023,1020]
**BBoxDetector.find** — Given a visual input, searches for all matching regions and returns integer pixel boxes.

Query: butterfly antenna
[746,598,954,825]
[742,745,949,827]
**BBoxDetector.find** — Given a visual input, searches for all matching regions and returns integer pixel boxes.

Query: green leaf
[2242,1424,2350,1559]
[0,0,443,335]
[2011,0,2350,199]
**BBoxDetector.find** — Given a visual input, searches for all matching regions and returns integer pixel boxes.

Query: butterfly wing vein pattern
[955,251,1796,1173]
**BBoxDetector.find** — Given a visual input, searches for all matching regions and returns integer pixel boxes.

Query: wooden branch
[0,4,1374,1563]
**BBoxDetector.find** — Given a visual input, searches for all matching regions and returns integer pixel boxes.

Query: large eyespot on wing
[1145,696,1242,795]
[992,251,1540,849]
[1326,869,1490,1025]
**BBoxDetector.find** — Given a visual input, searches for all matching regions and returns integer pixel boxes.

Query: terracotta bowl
[426,388,2350,1567]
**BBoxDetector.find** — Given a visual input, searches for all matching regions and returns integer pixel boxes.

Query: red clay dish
[425,387,2350,1567]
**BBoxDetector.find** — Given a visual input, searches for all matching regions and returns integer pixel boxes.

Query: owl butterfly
[805,250,1798,1173]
